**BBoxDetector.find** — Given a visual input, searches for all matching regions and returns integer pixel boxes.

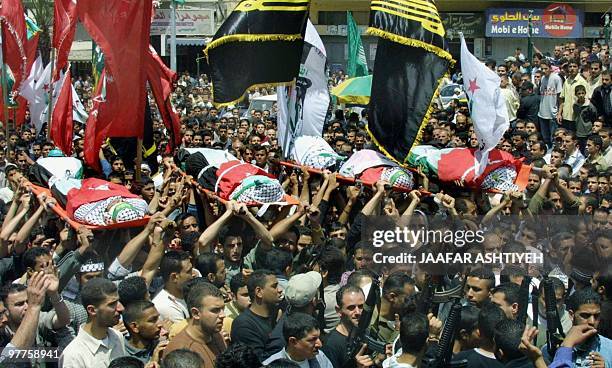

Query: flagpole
[0,23,9,138]
[136,138,143,182]
[170,0,177,71]
[47,47,56,140]
[281,80,296,160]
[527,10,533,75]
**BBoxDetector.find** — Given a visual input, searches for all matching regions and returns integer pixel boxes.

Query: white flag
[19,56,44,99]
[460,33,509,177]
[23,61,53,132]
[278,20,330,156]
[71,83,88,124]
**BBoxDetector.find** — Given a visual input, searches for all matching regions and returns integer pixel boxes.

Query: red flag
[79,0,153,170]
[145,46,181,150]
[84,69,108,171]
[78,0,151,137]
[53,0,77,78]
[0,0,27,93]
[51,70,74,156]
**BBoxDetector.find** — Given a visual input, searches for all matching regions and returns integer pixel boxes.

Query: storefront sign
[441,13,485,39]
[485,4,583,38]
[151,9,215,36]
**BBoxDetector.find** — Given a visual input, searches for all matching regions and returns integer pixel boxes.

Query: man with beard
[60,278,126,367]
[123,301,165,364]
[165,282,227,367]
[591,71,612,126]
[543,288,612,367]
[321,285,365,368]
[370,272,416,344]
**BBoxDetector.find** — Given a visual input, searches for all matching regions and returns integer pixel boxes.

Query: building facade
[309,0,611,69]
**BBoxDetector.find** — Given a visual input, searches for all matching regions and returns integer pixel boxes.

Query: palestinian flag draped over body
[366,0,453,164]
[204,0,310,107]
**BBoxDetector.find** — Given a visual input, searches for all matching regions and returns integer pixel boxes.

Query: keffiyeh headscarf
[301,150,342,170]
[104,201,145,224]
[230,175,284,204]
[293,136,344,170]
[481,166,519,192]
[380,167,414,191]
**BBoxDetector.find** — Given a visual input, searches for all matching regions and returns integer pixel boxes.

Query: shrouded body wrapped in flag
[406,145,531,192]
[460,33,509,177]
[205,0,310,106]
[277,20,330,156]
[366,0,453,164]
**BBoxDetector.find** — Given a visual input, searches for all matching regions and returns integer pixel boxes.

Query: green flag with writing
[347,11,368,77]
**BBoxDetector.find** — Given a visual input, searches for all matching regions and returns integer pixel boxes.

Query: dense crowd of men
[0,40,610,368]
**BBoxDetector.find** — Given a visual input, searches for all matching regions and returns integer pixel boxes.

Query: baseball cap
[285,271,322,307]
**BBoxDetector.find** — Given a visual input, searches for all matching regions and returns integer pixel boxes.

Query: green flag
[347,11,368,77]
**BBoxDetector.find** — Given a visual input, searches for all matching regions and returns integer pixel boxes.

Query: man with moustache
[60,278,126,368]
[263,313,333,368]
[165,282,227,367]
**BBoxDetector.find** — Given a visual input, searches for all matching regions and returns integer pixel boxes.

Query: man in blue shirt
[545,288,612,367]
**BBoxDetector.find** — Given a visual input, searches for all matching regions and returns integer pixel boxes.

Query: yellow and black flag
[366,0,454,164]
[204,0,310,107]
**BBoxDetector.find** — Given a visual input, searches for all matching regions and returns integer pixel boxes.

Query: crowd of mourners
[0,40,610,368]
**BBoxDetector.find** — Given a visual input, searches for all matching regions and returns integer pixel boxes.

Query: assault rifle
[517,276,531,326]
[344,277,387,368]
[426,275,468,368]
[542,276,564,355]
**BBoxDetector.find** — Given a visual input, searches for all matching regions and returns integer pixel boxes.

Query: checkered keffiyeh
[74,196,148,226]
[301,148,343,170]
[380,167,414,190]
[480,167,519,192]
[230,175,284,204]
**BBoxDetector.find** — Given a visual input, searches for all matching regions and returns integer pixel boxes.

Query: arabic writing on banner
[151,9,215,36]
[485,3,583,38]
[441,13,485,39]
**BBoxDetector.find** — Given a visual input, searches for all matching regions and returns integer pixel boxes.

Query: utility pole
[527,10,534,75]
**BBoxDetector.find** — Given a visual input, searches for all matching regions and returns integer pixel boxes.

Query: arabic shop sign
[485,3,583,38]
[151,9,215,36]
[441,13,485,39]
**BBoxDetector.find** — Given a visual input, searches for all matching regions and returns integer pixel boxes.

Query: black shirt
[453,348,504,368]
[321,329,349,368]
[230,308,276,360]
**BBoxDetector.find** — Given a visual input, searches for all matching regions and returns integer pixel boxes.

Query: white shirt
[59,327,125,368]
[152,288,189,322]
[564,148,585,177]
